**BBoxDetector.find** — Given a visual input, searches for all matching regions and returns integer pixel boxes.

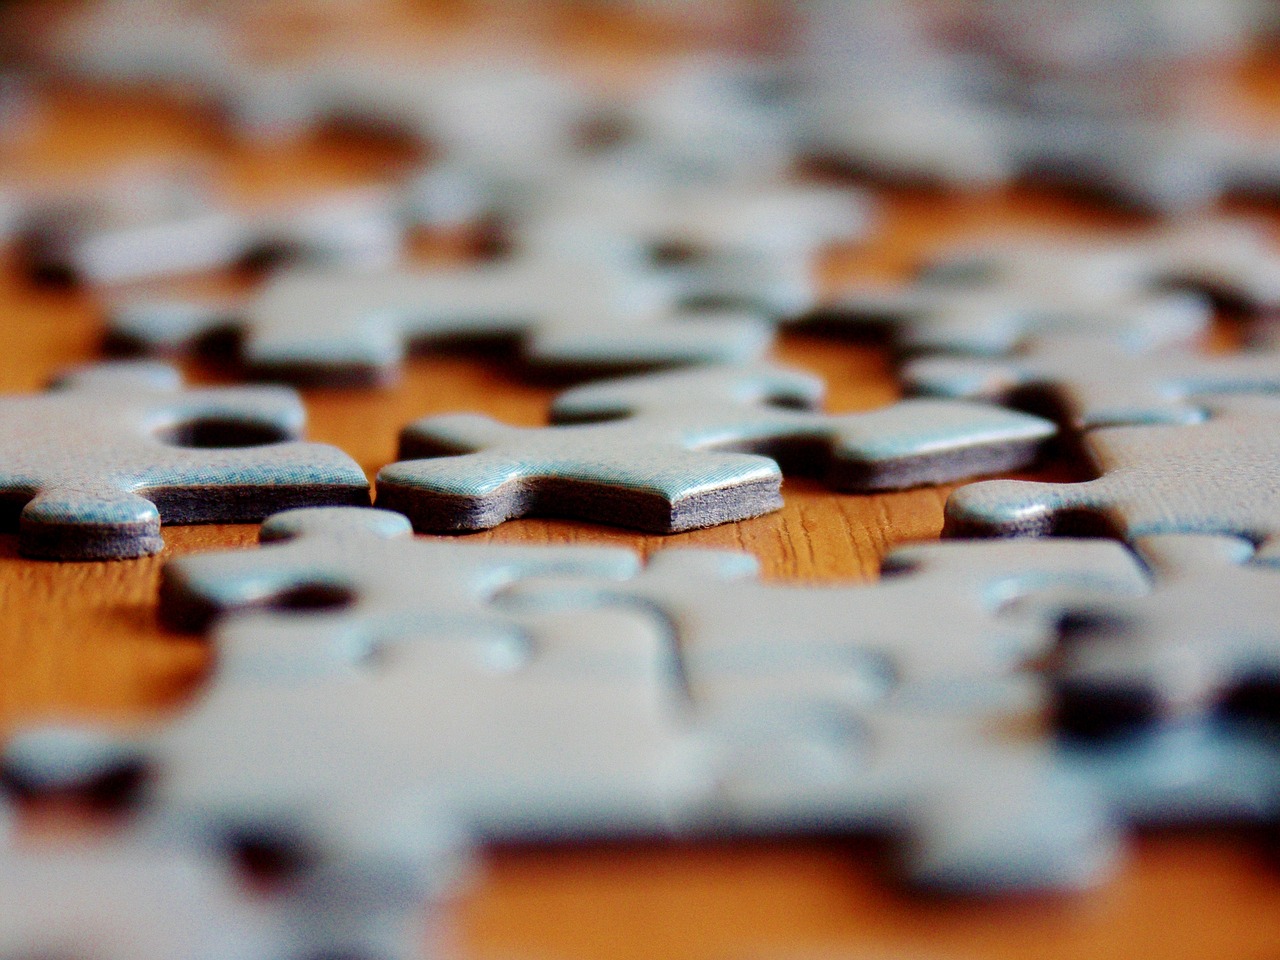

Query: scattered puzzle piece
[107,254,774,385]
[936,219,1280,314]
[0,361,369,559]
[945,395,1280,556]
[14,167,405,285]
[378,363,1055,533]
[498,539,1147,700]
[906,335,1280,429]
[809,246,1209,355]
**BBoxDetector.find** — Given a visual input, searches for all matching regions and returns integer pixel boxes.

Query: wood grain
[1,13,1279,958]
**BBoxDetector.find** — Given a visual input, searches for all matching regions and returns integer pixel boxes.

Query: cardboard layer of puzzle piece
[906,335,1280,430]
[107,254,777,385]
[944,394,1280,555]
[0,361,368,560]
[377,363,1056,533]
[8,166,406,285]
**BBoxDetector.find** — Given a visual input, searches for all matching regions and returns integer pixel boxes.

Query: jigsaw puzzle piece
[906,335,1280,429]
[18,166,405,285]
[0,840,287,960]
[810,263,1209,355]
[932,219,1280,313]
[945,395,1280,553]
[702,694,1117,892]
[378,364,1055,533]
[0,361,369,559]
[499,538,1148,701]
[1059,720,1280,828]
[108,256,773,385]
[0,793,465,960]
[159,506,641,668]
[1042,534,1280,736]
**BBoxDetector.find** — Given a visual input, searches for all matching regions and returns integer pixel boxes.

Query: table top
[2,7,1280,958]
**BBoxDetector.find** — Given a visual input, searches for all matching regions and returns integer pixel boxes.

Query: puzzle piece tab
[945,395,1280,556]
[906,335,1280,429]
[108,254,774,385]
[0,362,369,559]
[377,363,1055,533]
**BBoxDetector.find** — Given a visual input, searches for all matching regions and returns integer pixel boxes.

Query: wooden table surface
[3,7,1280,958]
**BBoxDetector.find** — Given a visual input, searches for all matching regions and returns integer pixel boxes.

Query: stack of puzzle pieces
[3,1,1280,957]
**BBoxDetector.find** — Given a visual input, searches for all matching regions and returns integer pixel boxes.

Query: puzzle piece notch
[15,166,406,285]
[0,361,369,560]
[378,363,1055,533]
[906,335,1280,430]
[944,394,1280,556]
[107,253,776,386]
[497,537,1149,703]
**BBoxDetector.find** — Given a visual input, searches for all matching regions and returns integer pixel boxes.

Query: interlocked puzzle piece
[107,254,775,385]
[1047,534,1280,736]
[0,361,369,559]
[46,605,703,847]
[906,335,1280,430]
[0,821,464,960]
[0,840,289,960]
[7,506,1118,893]
[936,219,1280,314]
[378,363,1055,533]
[945,395,1280,556]
[498,539,1147,701]
[2,719,470,960]
[699,694,1117,892]
[809,244,1210,355]
[159,505,641,655]
[13,167,404,285]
